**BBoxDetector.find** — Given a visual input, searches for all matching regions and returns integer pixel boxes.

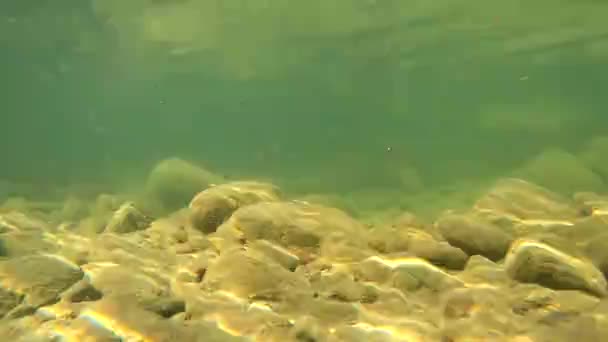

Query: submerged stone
[512,149,605,195]
[201,248,309,300]
[474,178,579,221]
[459,255,510,286]
[189,181,280,234]
[579,136,608,180]
[355,256,464,293]
[368,226,468,270]
[104,202,152,234]
[435,212,513,261]
[574,192,608,217]
[584,232,608,279]
[213,201,369,263]
[62,279,103,303]
[505,239,608,297]
[145,157,225,213]
[0,254,84,317]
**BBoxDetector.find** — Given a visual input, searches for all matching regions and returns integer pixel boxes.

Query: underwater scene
[2,0,608,341]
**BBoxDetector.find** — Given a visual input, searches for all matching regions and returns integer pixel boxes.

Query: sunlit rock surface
[1,178,608,341]
[188,181,280,234]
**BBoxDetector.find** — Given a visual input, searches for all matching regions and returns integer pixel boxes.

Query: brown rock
[104,202,152,234]
[505,239,608,297]
[213,201,369,263]
[584,232,608,278]
[355,256,463,293]
[189,181,279,234]
[368,226,468,270]
[201,248,310,300]
[436,213,513,261]
[0,254,84,317]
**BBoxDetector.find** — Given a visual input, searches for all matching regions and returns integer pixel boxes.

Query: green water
[2,1,608,216]
[2,4,608,340]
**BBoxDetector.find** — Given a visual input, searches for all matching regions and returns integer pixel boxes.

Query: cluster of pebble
[1,177,608,341]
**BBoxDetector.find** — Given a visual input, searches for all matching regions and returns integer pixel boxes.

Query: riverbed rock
[0,211,56,257]
[104,202,152,234]
[355,256,464,293]
[0,254,84,318]
[574,192,608,217]
[368,226,468,270]
[459,255,510,286]
[505,239,608,297]
[439,286,516,340]
[584,232,608,279]
[512,148,605,195]
[474,178,579,222]
[57,196,90,222]
[510,284,600,322]
[579,136,608,180]
[213,201,370,263]
[61,279,103,303]
[7,168,608,340]
[435,212,513,261]
[145,157,225,213]
[189,181,280,234]
[201,247,310,301]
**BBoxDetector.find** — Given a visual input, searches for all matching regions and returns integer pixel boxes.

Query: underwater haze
[3,2,608,340]
[2,1,608,208]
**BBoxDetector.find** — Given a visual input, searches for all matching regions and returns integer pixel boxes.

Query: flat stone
[73,298,245,341]
[0,254,84,316]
